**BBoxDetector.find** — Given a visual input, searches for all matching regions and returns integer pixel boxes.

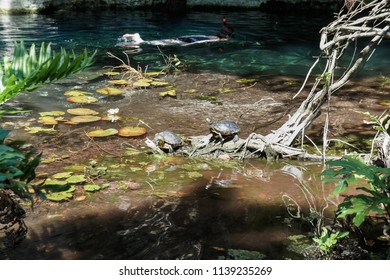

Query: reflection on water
[8,158,332,260]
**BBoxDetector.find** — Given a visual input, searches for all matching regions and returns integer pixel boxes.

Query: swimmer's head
[122,33,144,44]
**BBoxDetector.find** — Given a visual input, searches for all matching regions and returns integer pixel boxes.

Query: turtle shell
[153,131,183,147]
[210,120,240,136]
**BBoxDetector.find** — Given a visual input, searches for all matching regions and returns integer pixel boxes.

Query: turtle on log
[153,131,184,152]
[206,118,240,143]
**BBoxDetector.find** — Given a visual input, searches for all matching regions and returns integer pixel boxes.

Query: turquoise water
[1,10,388,77]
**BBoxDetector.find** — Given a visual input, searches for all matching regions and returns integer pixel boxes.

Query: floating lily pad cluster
[104,70,169,88]
[22,85,149,138]
[179,78,256,102]
[104,70,175,98]
[35,172,109,202]
[8,69,176,136]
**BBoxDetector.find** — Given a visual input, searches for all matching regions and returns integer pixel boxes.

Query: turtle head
[153,133,164,146]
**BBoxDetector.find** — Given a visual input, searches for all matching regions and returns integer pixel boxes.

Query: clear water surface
[1,10,389,77]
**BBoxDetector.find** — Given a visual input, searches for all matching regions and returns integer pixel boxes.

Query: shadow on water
[7,159,331,260]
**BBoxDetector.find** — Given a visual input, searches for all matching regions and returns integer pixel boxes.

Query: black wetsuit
[177,19,234,44]
[177,35,217,43]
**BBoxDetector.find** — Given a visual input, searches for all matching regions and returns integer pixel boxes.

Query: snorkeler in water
[217,17,235,39]
[121,17,234,46]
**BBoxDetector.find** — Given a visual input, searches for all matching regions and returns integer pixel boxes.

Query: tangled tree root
[0,190,27,259]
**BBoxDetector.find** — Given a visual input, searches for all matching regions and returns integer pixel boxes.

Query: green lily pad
[104,71,121,76]
[64,90,94,96]
[67,108,99,116]
[43,179,68,186]
[44,185,76,193]
[83,184,101,192]
[184,89,197,93]
[70,115,101,123]
[38,111,66,117]
[235,78,257,83]
[38,116,58,125]
[218,88,236,94]
[159,90,176,97]
[51,172,73,179]
[198,94,217,101]
[46,191,73,202]
[133,81,151,87]
[67,95,98,104]
[87,128,118,138]
[25,126,57,134]
[144,71,165,77]
[66,175,86,184]
[108,79,128,86]
[165,85,176,90]
[150,81,169,87]
[96,87,124,95]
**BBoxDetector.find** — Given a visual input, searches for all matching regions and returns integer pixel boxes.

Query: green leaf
[66,174,86,184]
[46,191,73,202]
[0,128,10,142]
[1,41,96,104]
[83,184,101,192]
[331,180,349,196]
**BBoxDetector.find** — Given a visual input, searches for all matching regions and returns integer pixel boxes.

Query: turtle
[153,131,184,152]
[206,118,240,143]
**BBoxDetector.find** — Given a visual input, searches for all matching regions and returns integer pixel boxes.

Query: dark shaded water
[8,158,332,260]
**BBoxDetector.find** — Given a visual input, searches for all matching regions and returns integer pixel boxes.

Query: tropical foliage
[0,126,41,201]
[322,156,390,227]
[0,41,96,104]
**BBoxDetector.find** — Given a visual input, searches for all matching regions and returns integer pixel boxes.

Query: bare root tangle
[106,51,144,81]
[168,0,389,161]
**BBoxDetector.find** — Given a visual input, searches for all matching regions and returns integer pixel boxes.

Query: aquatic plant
[157,46,186,74]
[313,227,349,255]
[0,41,96,104]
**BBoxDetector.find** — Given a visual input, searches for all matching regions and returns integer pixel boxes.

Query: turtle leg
[166,144,174,153]
[217,132,224,143]
[232,134,239,143]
